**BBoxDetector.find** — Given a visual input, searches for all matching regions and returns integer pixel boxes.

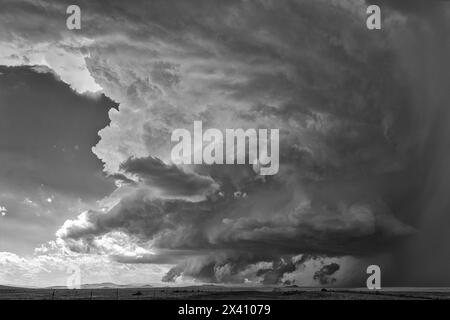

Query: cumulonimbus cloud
[5,0,450,286]
[119,156,219,198]
[53,0,423,284]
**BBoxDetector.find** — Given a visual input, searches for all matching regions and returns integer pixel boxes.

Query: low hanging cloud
[58,189,413,253]
[313,262,340,285]
[56,178,413,284]
[119,156,218,198]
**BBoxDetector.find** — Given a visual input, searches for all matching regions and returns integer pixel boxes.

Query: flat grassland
[1,286,450,300]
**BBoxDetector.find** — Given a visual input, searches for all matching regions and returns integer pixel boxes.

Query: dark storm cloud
[57,192,211,248]
[0,0,65,42]
[162,256,272,283]
[5,0,450,286]
[45,0,431,285]
[119,156,217,197]
[376,2,450,286]
[58,179,412,283]
[59,187,412,254]
[356,0,450,287]
[258,255,313,285]
[313,262,340,285]
[110,250,195,265]
[368,0,447,15]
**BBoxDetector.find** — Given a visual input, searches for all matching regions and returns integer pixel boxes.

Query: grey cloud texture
[53,0,422,284]
[57,178,412,284]
[368,0,446,15]
[3,0,450,286]
[119,156,218,198]
[313,262,340,285]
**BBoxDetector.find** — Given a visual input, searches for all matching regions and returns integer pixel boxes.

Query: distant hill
[0,282,156,290]
[0,285,39,290]
[0,285,19,290]
[47,283,154,289]
[0,283,270,291]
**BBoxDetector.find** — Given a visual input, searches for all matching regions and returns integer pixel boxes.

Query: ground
[1,286,450,300]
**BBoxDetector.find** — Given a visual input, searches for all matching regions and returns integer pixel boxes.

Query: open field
[1,286,450,300]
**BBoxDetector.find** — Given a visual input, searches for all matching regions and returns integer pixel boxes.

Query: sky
[0,0,450,288]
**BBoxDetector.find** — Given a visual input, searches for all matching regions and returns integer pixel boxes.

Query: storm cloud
[2,0,450,286]
[119,156,218,198]
[313,262,340,285]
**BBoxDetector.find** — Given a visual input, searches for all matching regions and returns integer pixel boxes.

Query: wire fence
[35,288,209,300]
